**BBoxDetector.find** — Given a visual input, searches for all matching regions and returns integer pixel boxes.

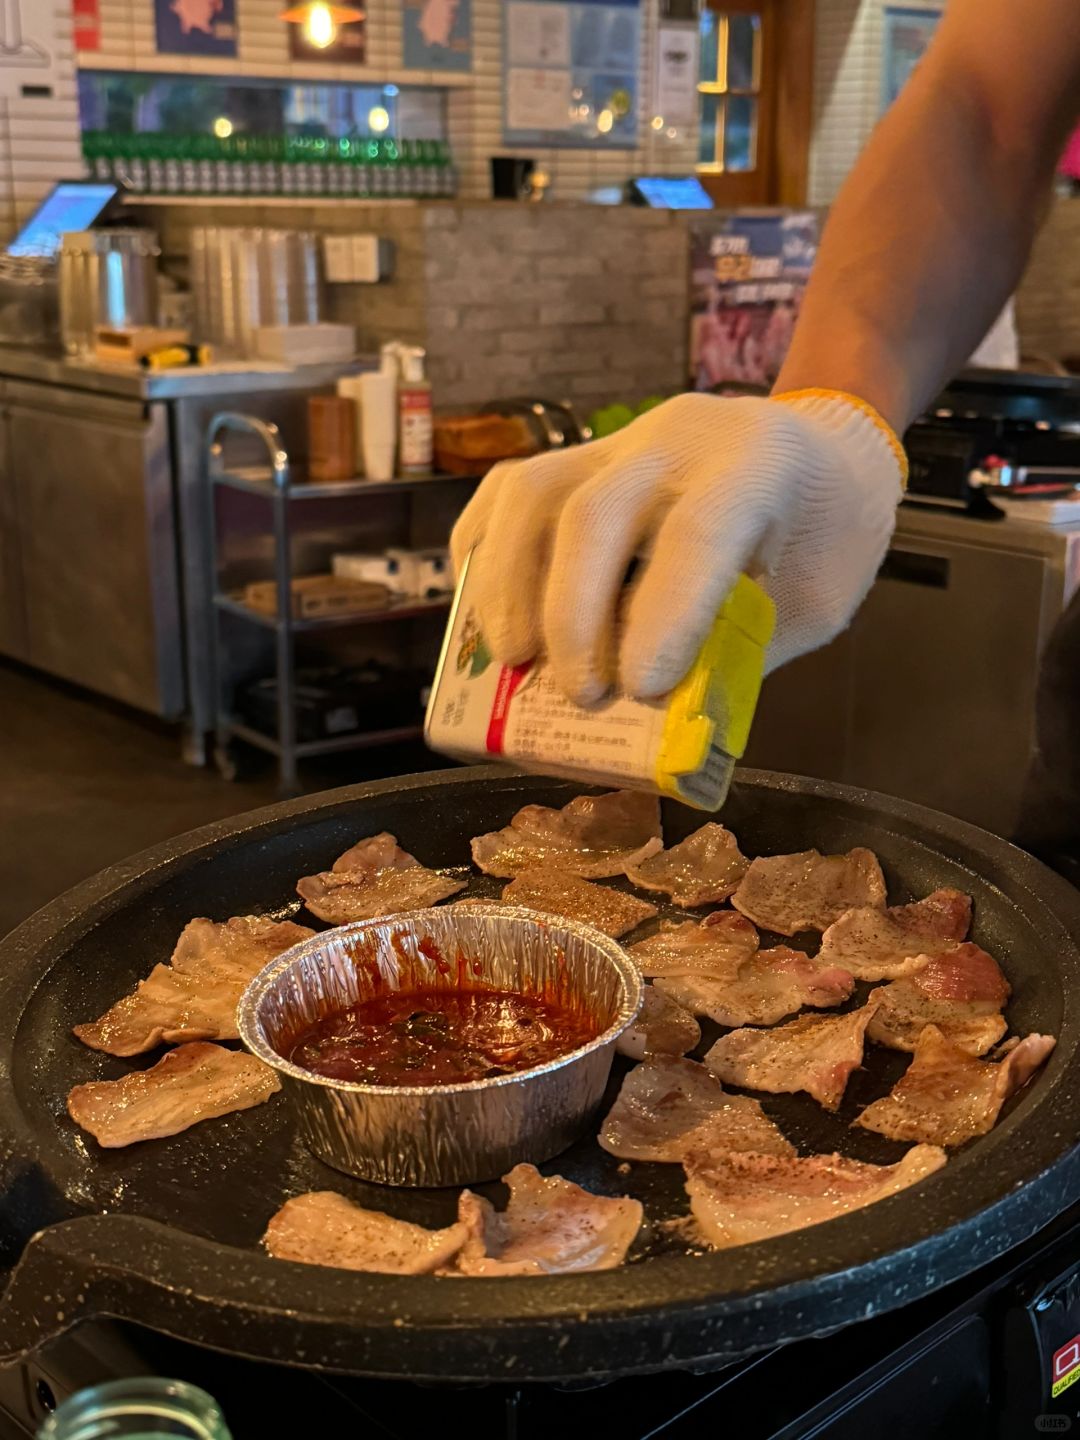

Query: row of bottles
[82,131,456,200]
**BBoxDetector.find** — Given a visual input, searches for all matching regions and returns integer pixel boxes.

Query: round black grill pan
[0,767,1077,1382]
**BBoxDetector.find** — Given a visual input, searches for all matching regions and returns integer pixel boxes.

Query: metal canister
[59,229,160,356]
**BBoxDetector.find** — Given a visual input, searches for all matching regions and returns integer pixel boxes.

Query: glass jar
[38,1378,233,1440]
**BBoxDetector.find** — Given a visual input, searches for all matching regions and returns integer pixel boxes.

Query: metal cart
[206,412,480,791]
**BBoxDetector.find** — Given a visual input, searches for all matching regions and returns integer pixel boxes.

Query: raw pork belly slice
[501,867,657,939]
[616,987,701,1061]
[329,832,421,875]
[599,1056,794,1163]
[625,824,749,908]
[704,1003,879,1110]
[471,791,662,878]
[67,1042,280,1147]
[628,911,760,978]
[296,832,464,924]
[73,915,315,1056]
[452,1164,642,1275]
[264,1192,468,1275]
[684,1144,947,1249]
[867,943,1010,1055]
[732,848,886,935]
[855,1025,1056,1147]
[818,889,973,980]
[657,946,855,1028]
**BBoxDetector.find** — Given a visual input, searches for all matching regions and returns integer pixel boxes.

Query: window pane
[727,15,760,92]
[698,92,720,165]
[724,94,757,170]
[699,11,720,85]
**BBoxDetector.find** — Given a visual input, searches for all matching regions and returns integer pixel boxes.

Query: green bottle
[179,134,197,194]
[126,134,148,193]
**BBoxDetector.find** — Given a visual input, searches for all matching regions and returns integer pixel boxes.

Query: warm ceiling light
[368,105,390,133]
[212,116,233,138]
[279,2,364,50]
[650,114,665,131]
[597,108,613,134]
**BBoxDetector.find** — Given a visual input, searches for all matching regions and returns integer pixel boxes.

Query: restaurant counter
[747,501,1080,839]
[0,346,357,755]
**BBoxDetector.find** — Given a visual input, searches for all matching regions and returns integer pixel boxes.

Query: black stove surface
[9,1196,1080,1440]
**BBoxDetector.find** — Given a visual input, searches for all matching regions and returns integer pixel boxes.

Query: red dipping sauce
[288,988,600,1086]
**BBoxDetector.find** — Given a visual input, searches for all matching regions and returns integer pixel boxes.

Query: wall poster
[403,0,471,72]
[0,2,61,97]
[154,0,238,58]
[654,23,698,127]
[689,212,818,391]
[73,0,101,53]
[503,0,641,149]
[881,7,941,112]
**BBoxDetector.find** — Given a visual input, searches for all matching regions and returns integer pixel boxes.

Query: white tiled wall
[80,0,698,200]
[3,1,937,239]
[0,2,82,235]
[808,0,942,205]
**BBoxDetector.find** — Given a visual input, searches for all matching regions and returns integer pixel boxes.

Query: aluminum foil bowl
[238,905,644,1187]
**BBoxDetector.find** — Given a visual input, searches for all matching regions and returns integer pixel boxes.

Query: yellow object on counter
[424,556,775,812]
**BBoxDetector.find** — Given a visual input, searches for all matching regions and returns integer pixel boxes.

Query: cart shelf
[207,411,479,791]
[215,592,452,632]
[215,467,479,501]
[227,720,425,760]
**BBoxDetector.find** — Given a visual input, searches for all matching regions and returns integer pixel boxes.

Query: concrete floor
[0,661,441,938]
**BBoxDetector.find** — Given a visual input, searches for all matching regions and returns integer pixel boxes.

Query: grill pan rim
[0,765,1078,1380]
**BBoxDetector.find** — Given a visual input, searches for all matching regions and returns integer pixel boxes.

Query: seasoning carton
[424,552,775,810]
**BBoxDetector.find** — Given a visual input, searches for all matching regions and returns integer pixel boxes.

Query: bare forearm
[776,0,1080,432]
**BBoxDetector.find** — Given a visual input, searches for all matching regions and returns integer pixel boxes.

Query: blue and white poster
[154,0,238,58]
[503,0,641,149]
[881,7,941,112]
[403,0,472,72]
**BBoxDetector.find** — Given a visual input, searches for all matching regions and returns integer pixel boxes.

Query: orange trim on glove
[772,387,909,490]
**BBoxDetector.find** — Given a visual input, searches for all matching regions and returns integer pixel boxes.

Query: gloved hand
[450,390,906,705]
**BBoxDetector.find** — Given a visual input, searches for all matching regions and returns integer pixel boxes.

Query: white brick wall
[808,0,942,205]
[81,0,699,200]
[0,2,82,236]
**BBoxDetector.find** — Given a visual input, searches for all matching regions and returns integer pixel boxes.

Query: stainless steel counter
[746,503,1080,837]
[0,346,361,401]
[0,347,358,749]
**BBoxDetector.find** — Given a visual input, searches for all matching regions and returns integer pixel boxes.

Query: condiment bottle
[397,345,433,475]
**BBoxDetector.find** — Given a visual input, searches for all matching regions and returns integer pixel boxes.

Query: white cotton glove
[450,390,907,705]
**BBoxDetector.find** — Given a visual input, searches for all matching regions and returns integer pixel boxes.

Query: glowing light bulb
[368,105,390,133]
[650,115,665,131]
[212,116,233,139]
[304,2,336,48]
[597,108,613,134]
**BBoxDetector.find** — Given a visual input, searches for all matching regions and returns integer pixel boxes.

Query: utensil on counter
[238,905,642,1186]
[190,227,323,357]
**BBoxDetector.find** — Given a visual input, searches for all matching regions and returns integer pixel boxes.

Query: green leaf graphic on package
[456,616,492,677]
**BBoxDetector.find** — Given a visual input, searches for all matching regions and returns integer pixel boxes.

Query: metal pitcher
[59,229,160,357]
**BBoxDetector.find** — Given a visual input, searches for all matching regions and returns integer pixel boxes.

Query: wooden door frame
[697,0,815,207]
